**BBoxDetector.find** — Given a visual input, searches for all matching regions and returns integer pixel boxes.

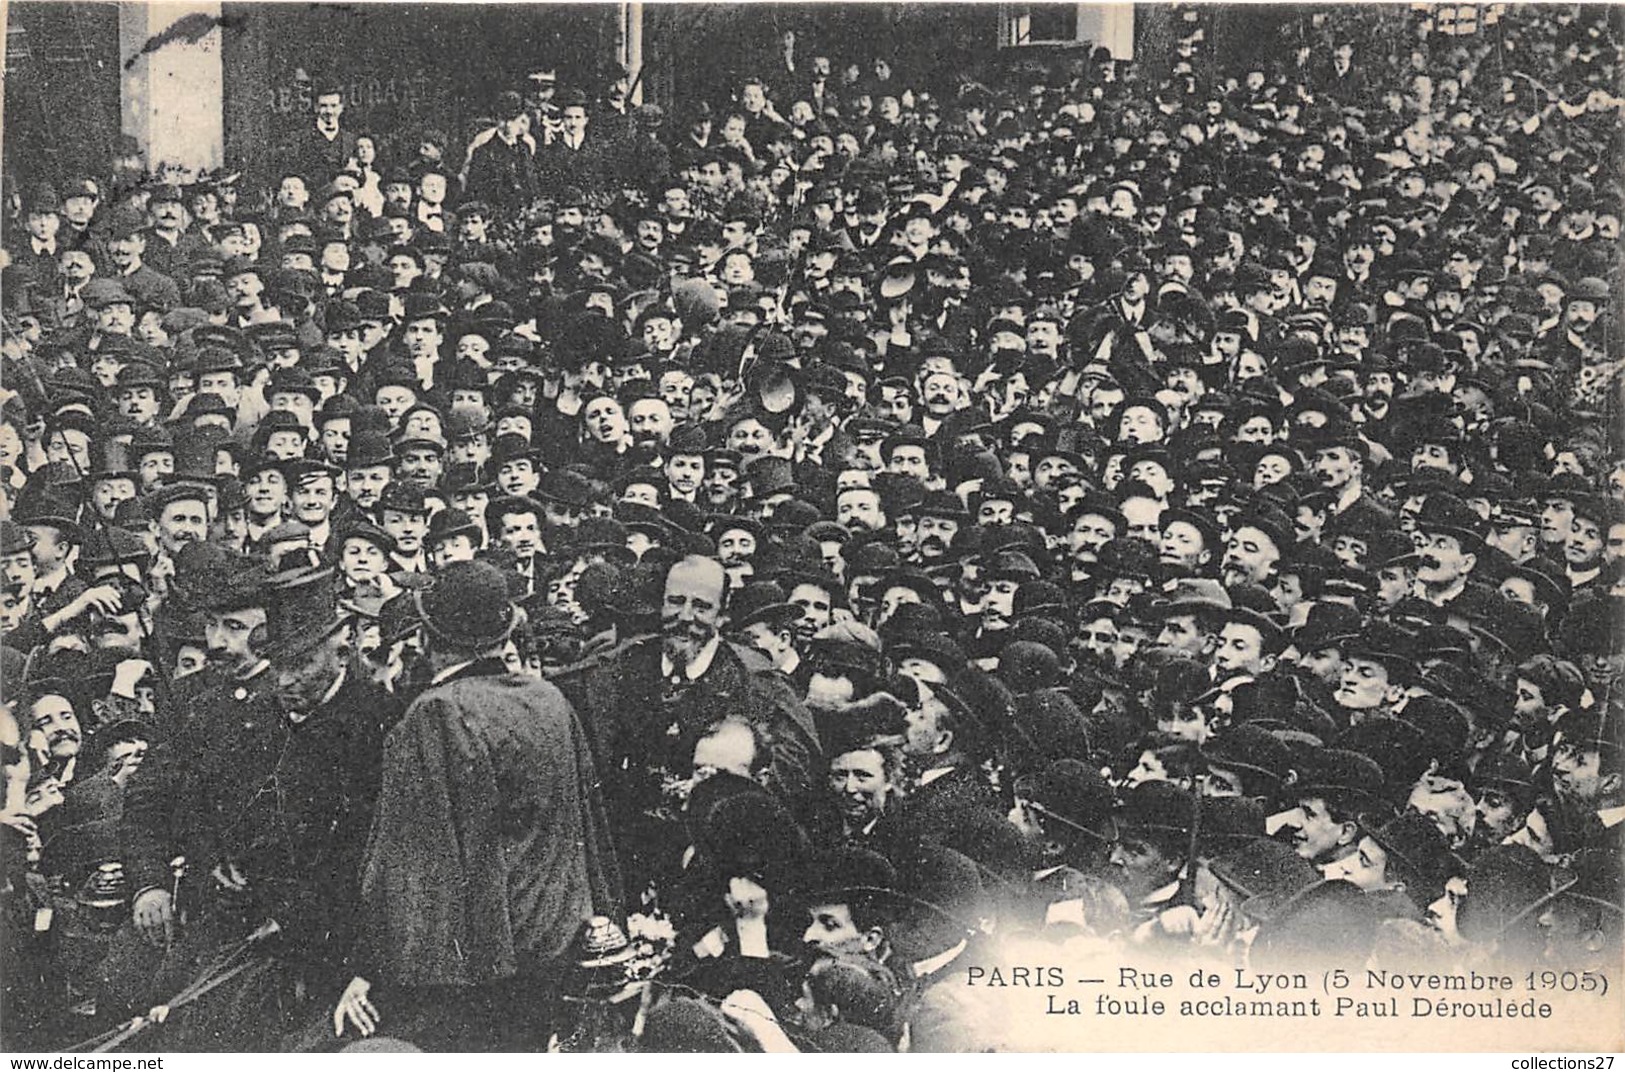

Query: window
[1004,4,1082,46]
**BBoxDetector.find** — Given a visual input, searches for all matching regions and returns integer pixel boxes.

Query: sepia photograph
[0,0,1621,1055]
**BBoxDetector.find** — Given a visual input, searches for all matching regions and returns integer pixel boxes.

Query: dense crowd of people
[1,1,1621,1054]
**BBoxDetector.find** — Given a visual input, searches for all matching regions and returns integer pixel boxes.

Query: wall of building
[118,2,225,177]
[220,3,618,184]
[3,2,1314,196]
[644,3,1000,113]
[3,2,123,189]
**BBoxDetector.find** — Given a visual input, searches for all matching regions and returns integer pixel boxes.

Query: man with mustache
[1308,425,1386,524]
[1352,352,1397,427]
[1220,511,1288,590]
[123,565,394,1048]
[1412,493,1484,609]
[156,550,277,728]
[711,516,765,589]
[151,483,211,560]
[26,686,84,787]
[140,183,208,280]
[882,427,937,488]
[914,367,963,436]
[1466,754,1540,853]
[554,555,821,889]
[1541,275,1609,374]
[913,491,966,564]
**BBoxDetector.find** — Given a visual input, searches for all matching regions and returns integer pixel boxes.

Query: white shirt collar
[1332,480,1363,514]
[431,660,475,685]
[911,938,969,980]
[661,634,721,681]
[1567,564,1601,586]
[390,550,426,573]
[1142,879,1181,908]
[34,566,69,596]
[319,666,348,706]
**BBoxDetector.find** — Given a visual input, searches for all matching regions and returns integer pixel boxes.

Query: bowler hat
[426,507,482,549]
[536,469,596,508]
[1294,748,1387,812]
[1362,811,1461,907]
[814,693,906,759]
[888,629,964,671]
[261,563,348,660]
[14,492,83,543]
[1117,781,1195,846]
[114,361,165,393]
[1212,835,1321,922]
[1196,796,1267,855]
[1456,844,1553,947]
[727,580,801,632]
[0,519,37,556]
[574,517,634,562]
[1475,752,1535,798]
[1291,601,1361,653]
[693,773,808,882]
[1203,723,1295,789]
[345,430,395,470]
[1014,758,1118,845]
[414,560,517,651]
[803,845,900,909]
[378,481,430,516]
